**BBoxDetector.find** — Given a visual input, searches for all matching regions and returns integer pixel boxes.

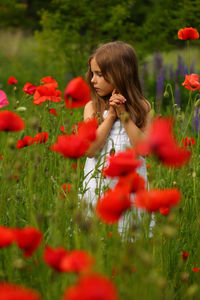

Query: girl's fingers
[110,94,126,102]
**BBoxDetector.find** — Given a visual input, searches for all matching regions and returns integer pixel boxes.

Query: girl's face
[90,58,114,97]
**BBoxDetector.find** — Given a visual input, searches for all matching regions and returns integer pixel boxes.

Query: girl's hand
[109,89,127,118]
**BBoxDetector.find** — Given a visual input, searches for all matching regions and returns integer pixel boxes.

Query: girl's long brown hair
[86,41,149,128]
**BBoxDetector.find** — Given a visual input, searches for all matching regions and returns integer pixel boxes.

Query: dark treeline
[1,0,199,76]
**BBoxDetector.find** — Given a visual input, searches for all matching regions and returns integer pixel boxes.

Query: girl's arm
[84,101,117,158]
[119,108,151,146]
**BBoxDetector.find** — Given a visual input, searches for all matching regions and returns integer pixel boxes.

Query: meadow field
[0,29,200,299]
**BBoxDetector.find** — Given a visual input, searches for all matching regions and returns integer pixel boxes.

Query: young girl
[82,41,151,224]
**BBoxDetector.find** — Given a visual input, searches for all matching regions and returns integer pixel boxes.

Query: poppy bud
[16,106,27,112]
[163,90,169,98]
[109,148,115,156]
[195,99,200,107]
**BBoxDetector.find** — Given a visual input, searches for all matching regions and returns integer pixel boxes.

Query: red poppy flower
[60,125,65,133]
[49,108,57,116]
[0,111,25,131]
[33,132,48,144]
[102,149,142,177]
[64,77,90,109]
[159,207,170,216]
[14,174,19,179]
[33,85,62,105]
[52,119,97,158]
[181,137,195,147]
[96,188,131,224]
[7,76,18,85]
[23,83,37,95]
[182,251,189,261]
[63,273,118,300]
[77,118,98,142]
[192,267,200,272]
[115,171,146,193]
[182,74,200,91]
[59,183,71,199]
[14,227,42,257]
[178,27,199,40]
[0,226,15,248]
[43,246,68,272]
[0,90,9,108]
[17,136,35,149]
[51,134,89,158]
[136,117,191,167]
[41,76,58,88]
[0,282,40,300]
[134,188,181,213]
[60,250,95,273]
[0,154,3,160]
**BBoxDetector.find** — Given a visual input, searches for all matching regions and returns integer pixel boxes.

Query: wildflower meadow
[0,26,200,300]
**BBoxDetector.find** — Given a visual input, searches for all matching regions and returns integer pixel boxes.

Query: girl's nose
[91,75,96,83]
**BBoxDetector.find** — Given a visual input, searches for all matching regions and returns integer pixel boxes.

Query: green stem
[165,83,175,116]
[187,40,191,75]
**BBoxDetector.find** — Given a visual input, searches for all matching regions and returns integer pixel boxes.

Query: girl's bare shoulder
[84,100,95,120]
[141,98,151,113]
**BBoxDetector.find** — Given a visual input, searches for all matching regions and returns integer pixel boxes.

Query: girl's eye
[98,73,102,77]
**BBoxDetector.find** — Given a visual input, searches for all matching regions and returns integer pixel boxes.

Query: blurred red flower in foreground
[17,132,48,149]
[60,250,95,273]
[23,83,37,95]
[14,227,42,257]
[0,282,40,300]
[0,111,25,131]
[77,118,98,142]
[7,76,18,85]
[182,251,189,261]
[181,137,195,147]
[115,171,146,193]
[51,119,97,158]
[64,77,90,109]
[178,27,199,40]
[96,188,131,224]
[182,74,200,91]
[0,226,15,248]
[136,117,191,167]
[63,273,118,300]
[51,135,89,158]
[134,188,181,212]
[102,149,142,177]
[0,90,9,108]
[43,246,68,272]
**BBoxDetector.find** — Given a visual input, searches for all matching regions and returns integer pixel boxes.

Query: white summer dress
[82,110,153,235]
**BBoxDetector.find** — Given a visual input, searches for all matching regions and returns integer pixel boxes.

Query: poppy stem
[187,40,190,75]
